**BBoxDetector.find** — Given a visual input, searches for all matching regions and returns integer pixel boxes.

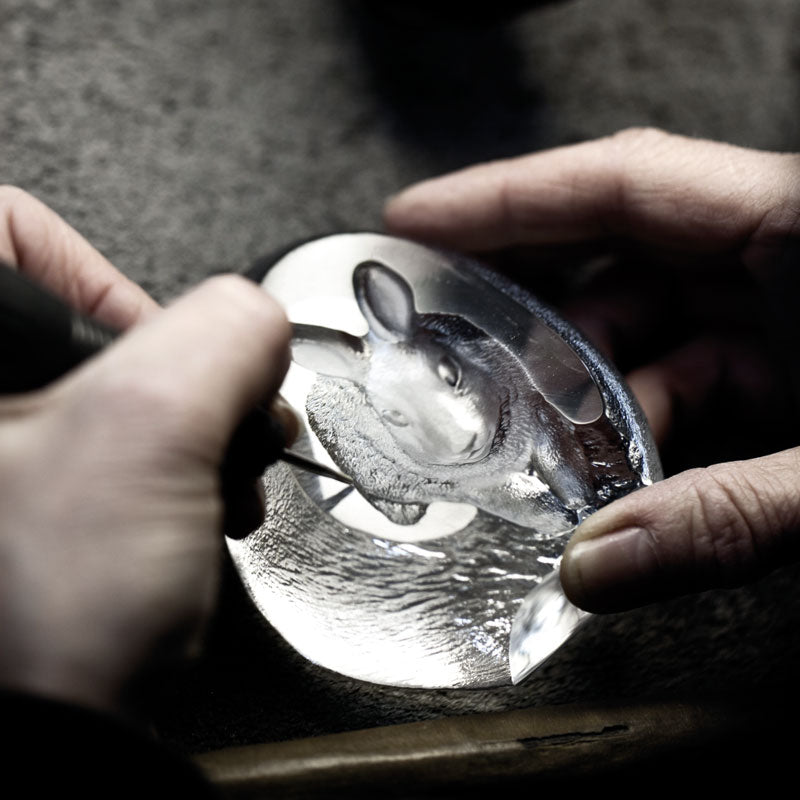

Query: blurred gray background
[4,0,800,773]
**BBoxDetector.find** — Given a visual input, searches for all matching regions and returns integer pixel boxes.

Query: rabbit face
[291,260,506,469]
[364,335,502,466]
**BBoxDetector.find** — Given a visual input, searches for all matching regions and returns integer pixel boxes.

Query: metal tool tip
[279,449,354,485]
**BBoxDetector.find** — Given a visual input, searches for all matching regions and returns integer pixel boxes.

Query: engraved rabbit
[292,260,604,531]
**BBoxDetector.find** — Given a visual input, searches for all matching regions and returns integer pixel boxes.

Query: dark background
[4,0,800,774]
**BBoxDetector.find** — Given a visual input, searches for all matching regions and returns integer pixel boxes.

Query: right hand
[0,186,291,712]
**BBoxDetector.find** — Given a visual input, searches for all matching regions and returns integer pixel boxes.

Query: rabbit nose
[382,408,409,427]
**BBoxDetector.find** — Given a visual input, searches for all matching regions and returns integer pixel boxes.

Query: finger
[560,448,800,613]
[223,480,267,540]
[384,128,800,263]
[624,337,774,446]
[65,274,292,464]
[270,395,301,447]
[0,185,158,329]
[561,257,765,368]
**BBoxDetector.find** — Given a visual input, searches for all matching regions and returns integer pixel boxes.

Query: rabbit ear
[353,260,416,342]
[291,323,368,382]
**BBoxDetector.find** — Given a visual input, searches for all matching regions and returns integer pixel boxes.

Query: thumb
[560,449,800,613]
[59,274,292,469]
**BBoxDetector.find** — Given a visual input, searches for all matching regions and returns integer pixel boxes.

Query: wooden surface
[196,697,790,796]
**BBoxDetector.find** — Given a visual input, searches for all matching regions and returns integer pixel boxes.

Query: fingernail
[563,527,660,612]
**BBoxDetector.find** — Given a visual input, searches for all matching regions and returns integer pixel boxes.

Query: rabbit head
[292,261,505,466]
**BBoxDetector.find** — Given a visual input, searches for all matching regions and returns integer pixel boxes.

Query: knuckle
[683,464,782,586]
[607,126,671,153]
[0,186,64,272]
[0,184,32,208]
[0,185,35,243]
[201,274,290,342]
[746,189,800,256]
[202,273,266,307]
[598,127,675,232]
[0,185,44,228]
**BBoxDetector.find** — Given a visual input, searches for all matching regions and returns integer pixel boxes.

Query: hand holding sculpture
[386,127,800,613]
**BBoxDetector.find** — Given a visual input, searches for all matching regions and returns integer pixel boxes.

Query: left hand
[385,128,800,613]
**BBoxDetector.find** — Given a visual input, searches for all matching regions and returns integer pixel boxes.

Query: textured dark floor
[4,0,800,776]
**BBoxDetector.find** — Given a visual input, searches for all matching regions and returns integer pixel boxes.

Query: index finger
[0,186,159,329]
[384,128,800,264]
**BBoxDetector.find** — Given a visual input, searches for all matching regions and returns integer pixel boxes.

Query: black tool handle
[0,263,117,392]
[0,262,286,474]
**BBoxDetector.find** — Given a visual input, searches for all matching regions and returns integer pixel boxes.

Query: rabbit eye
[382,408,409,427]
[437,357,461,388]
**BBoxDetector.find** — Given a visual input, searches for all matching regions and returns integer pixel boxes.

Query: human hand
[385,128,800,613]
[0,187,291,711]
